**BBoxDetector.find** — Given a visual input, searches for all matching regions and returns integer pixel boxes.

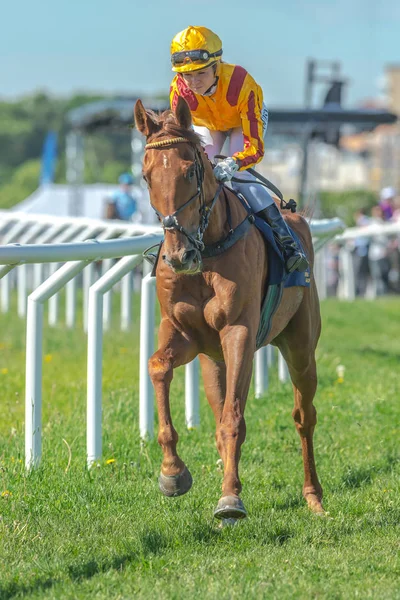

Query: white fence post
[313,245,327,300]
[1,271,12,313]
[120,271,132,331]
[185,358,200,429]
[267,344,275,367]
[86,254,142,467]
[66,277,77,328]
[25,260,91,469]
[25,298,44,469]
[102,259,113,330]
[83,262,95,332]
[139,273,156,440]
[338,245,356,300]
[278,351,289,383]
[255,346,268,399]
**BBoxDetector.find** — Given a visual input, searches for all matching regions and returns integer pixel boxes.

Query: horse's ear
[174,96,192,130]
[134,99,159,137]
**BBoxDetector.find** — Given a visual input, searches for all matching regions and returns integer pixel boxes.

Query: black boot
[256,204,309,273]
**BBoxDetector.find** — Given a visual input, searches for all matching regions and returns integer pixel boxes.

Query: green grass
[1,297,400,599]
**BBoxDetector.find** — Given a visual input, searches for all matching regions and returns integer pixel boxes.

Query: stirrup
[286,253,308,274]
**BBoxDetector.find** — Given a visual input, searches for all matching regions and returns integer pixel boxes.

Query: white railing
[325,220,400,300]
[0,211,345,469]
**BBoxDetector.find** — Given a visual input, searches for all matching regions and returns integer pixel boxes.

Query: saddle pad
[253,216,311,349]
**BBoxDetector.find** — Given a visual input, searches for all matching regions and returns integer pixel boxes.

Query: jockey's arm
[233,82,265,171]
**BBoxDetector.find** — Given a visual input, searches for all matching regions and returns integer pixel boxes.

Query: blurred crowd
[327,187,400,297]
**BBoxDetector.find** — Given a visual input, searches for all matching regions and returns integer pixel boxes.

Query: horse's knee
[292,405,317,435]
[216,413,246,450]
[148,354,173,384]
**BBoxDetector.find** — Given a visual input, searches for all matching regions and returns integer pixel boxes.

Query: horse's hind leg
[149,318,197,497]
[276,295,324,514]
[290,355,324,513]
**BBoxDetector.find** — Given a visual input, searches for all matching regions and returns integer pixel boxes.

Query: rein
[144,136,223,253]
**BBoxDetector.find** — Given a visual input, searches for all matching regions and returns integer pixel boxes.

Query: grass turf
[0,297,399,599]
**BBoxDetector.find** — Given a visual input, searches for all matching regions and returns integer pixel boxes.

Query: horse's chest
[203,296,235,331]
[172,279,242,333]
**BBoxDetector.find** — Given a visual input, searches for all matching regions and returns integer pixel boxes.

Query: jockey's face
[182,66,216,95]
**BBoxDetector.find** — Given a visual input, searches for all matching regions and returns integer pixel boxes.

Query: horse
[134,96,323,520]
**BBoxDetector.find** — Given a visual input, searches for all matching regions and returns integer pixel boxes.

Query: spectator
[379,187,396,221]
[368,205,391,295]
[392,195,400,222]
[105,173,142,222]
[352,208,371,297]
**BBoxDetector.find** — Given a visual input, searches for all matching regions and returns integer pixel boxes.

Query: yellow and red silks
[170,62,265,170]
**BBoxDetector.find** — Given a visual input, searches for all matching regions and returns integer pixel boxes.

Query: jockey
[170,25,308,273]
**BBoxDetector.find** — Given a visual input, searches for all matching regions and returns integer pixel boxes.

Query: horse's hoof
[305,493,325,515]
[214,495,247,520]
[158,466,193,497]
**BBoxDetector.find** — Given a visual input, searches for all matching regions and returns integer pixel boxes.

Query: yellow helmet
[170,26,223,73]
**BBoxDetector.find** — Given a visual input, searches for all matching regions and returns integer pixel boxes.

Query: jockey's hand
[213,157,239,182]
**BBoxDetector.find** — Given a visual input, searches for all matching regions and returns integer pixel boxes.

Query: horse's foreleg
[213,323,255,520]
[149,318,197,497]
[199,354,226,423]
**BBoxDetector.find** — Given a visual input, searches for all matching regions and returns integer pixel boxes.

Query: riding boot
[256,204,309,273]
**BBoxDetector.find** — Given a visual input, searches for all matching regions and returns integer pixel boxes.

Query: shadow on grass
[0,578,57,600]
[341,453,399,490]
[272,495,304,511]
[260,527,295,546]
[0,529,168,599]
[358,345,400,361]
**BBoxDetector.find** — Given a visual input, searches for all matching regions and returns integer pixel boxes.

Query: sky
[1,0,400,108]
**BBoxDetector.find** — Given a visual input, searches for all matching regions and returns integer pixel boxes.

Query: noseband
[144,137,223,252]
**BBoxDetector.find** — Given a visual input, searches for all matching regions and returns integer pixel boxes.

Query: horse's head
[135,97,217,275]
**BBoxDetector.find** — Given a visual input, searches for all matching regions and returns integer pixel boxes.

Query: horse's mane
[146,109,202,146]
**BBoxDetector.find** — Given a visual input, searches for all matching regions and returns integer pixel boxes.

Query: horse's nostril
[182,249,197,264]
[162,255,167,261]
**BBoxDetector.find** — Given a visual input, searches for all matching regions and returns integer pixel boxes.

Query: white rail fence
[0,212,344,470]
[334,220,400,300]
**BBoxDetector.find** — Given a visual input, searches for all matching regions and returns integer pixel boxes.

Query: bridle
[144,136,223,252]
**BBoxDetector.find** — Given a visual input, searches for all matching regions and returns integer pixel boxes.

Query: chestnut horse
[134,97,323,520]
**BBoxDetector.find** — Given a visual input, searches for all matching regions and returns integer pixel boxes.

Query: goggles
[171,48,222,67]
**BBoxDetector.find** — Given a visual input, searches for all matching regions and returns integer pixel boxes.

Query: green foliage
[0,160,41,209]
[0,297,400,598]
[319,189,378,225]
[0,92,133,209]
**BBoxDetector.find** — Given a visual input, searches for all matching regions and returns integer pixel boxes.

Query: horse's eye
[186,166,195,182]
